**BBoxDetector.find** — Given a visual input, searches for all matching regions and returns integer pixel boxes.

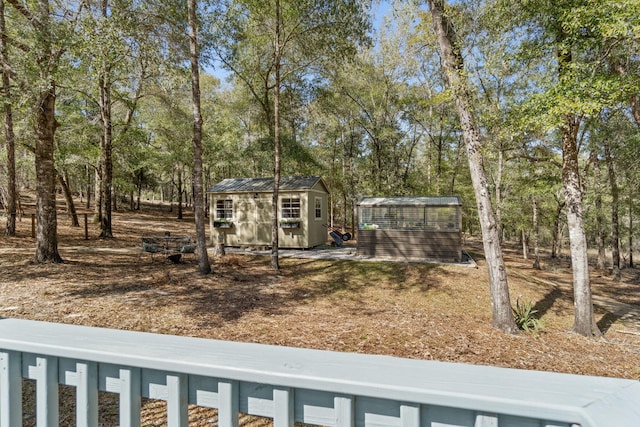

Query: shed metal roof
[208,176,324,193]
[358,196,462,207]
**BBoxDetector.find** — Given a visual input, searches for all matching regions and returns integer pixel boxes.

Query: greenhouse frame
[357,196,463,261]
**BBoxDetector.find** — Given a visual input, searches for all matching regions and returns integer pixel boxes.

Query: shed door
[256,223,271,245]
[254,198,272,246]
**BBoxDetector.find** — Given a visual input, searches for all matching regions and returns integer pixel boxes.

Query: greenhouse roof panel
[358,196,462,207]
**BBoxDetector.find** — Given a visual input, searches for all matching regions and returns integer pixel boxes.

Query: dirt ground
[1,201,640,425]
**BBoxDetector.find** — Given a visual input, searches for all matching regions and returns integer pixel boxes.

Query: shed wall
[209,186,328,249]
[357,229,462,261]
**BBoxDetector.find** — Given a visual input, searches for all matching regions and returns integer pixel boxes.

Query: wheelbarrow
[326,225,352,247]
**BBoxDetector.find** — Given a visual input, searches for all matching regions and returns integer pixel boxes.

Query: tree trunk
[34,84,63,263]
[85,164,91,210]
[136,171,142,210]
[449,136,464,195]
[551,195,565,259]
[30,0,62,263]
[428,0,517,333]
[595,192,606,270]
[270,0,282,273]
[561,114,600,336]
[495,146,503,243]
[177,170,183,220]
[98,80,113,237]
[98,0,113,238]
[349,128,356,236]
[521,229,528,260]
[94,166,102,222]
[188,0,211,274]
[629,197,634,268]
[532,197,541,270]
[554,25,600,336]
[604,140,620,280]
[57,169,79,227]
[593,154,606,270]
[341,129,348,231]
[1,0,16,237]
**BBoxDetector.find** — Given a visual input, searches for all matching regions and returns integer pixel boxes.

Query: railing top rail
[1,318,638,426]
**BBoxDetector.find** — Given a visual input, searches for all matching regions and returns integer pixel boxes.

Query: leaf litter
[1,203,640,425]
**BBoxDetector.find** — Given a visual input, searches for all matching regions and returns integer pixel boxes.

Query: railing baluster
[29,356,58,427]
[273,388,294,427]
[401,404,420,427]
[218,380,239,427]
[474,412,498,427]
[334,396,354,427]
[75,362,98,427]
[118,368,141,427]
[166,374,188,427]
[105,368,141,427]
[0,351,22,427]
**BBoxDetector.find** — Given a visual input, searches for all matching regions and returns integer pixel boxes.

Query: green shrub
[512,299,544,334]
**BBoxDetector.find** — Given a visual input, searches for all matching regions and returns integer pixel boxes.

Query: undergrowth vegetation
[512,299,545,334]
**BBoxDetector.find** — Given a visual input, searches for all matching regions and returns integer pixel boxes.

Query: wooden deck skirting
[1,318,639,427]
[357,229,462,261]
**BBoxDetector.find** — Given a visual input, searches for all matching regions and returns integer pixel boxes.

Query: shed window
[216,199,233,220]
[315,198,322,219]
[359,206,459,231]
[281,197,301,219]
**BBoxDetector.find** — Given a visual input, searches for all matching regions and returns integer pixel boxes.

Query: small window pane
[315,198,322,219]
[216,199,233,219]
[281,197,301,219]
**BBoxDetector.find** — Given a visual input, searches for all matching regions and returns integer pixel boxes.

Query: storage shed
[208,176,329,249]
[357,196,463,261]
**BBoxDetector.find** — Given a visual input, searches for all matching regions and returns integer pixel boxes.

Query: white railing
[0,318,639,427]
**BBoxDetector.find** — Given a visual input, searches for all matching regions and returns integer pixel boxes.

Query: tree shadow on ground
[532,287,568,319]
[55,253,450,330]
[597,311,621,334]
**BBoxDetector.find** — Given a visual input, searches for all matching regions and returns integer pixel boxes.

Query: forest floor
[1,200,640,425]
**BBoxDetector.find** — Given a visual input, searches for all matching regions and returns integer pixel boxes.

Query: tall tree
[73,0,156,236]
[603,136,621,280]
[5,0,81,262]
[188,0,212,274]
[32,0,64,263]
[270,0,283,272]
[427,0,517,333]
[494,0,640,336]
[556,36,599,337]
[212,0,369,272]
[1,0,16,236]
[98,0,114,238]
